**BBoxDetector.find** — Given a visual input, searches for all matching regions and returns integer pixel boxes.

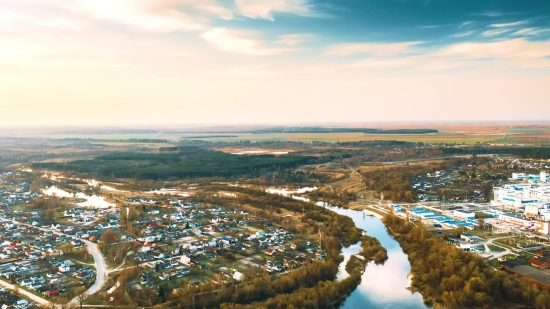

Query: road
[67,238,108,306]
[0,278,49,306]
[1,218,109,307]
[485,236,515,260]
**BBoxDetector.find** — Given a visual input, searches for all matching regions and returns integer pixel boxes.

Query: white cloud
[60,0,207,32]
[512,28,550,36]
[47,0,235,33]
[0,7,83,31]
[234,0,315,20]
[325,42,422,56]
[436,39,550,61]
[477,11,502,17]
[459,21,474,28]
[212,66,277,78]
[481,28,512,37]
[201,28,293,55]
[450,31,475,38]
[350,57,420,69]
[276,33,313,46]
[490,20,528,28]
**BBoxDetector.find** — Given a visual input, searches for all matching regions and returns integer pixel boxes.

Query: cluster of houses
[0,289,32,309]
[0,218,95,301]
[0,183,37,211]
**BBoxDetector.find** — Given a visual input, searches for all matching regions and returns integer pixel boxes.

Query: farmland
[15,123,550,145]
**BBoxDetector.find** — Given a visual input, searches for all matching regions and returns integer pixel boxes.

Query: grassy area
[488,245,505,252]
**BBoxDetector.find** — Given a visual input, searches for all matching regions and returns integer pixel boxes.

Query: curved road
[485,236,515,260]
[1,218,108,307]
[68,239,107,306]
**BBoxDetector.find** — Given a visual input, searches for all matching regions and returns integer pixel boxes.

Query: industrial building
[493,183,550,208]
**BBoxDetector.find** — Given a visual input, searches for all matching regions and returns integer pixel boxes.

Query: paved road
[1,218,108,307]
[485,236,515,259]
[0,278,49,306]
[68,238,108,306]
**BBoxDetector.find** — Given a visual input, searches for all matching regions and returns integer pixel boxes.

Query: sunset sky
[1,0,549,126]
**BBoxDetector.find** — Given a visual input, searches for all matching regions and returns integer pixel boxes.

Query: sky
[1,0,550,126]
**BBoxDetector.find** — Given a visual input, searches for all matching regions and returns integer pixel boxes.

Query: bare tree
[75,286,88,309]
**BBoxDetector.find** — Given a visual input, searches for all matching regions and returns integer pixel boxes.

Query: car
[170,259,179,266]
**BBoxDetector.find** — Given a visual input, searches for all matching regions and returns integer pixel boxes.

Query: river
[323,204,430,309]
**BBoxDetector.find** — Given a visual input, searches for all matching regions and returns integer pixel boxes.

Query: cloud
[512,28,550,36]
[325,42,422,56]
[201,28,293,55]
[0,7,83,31]
[490,20,529,28]
[234,0,317,20]
[436,38,550,68]
[476,11,502,17]
[212,66,277,78]
[276,33,313,46]
[50,0,236,32]
[449,31,475,38]
[481,28,512,37]
[459,21,474,28]
[350,57,420,69]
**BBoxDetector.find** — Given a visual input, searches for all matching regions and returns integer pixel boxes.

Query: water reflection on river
[325,205,430,309]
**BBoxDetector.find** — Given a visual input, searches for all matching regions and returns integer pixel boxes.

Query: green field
[507,128,550,134]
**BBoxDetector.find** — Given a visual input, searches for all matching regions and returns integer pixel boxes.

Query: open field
[495,134,550,145]
[91,141,175,147]
[178,133,503,144]
[25,123,550,145]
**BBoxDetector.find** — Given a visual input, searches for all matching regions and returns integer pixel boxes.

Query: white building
[453,209,475,220]
[498,213,536,228]
[493,183,550,208]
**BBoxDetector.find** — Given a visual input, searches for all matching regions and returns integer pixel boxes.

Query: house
[232,271,243,282]
[142,242,151,253]
[265,248,276,256]
[527,257,550,270]
[59,264,71,273]
[192,228,202,236]
[180,255,191,265]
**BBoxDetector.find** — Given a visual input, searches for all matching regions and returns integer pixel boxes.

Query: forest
[31,147,315,180]
[442,146,550,159]
[252,127,439,134]
[383,213,550,309]
[361,160,456,202]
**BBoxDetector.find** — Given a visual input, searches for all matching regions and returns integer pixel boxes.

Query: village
[0,171,326,308]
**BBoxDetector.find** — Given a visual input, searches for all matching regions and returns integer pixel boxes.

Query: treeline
[383,213,550,309]
[442,147,550,159]
[253,170,328,185]
[218,273,363,309]
[362,161,455,202]
[252,127,438,134]
[31,147,314,180]
[169,261,340,309]
[215,237,387,309]
[308,190,357,206]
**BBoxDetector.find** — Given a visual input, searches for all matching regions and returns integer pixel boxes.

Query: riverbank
[322,204,429,309]
[383,213,534,309]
